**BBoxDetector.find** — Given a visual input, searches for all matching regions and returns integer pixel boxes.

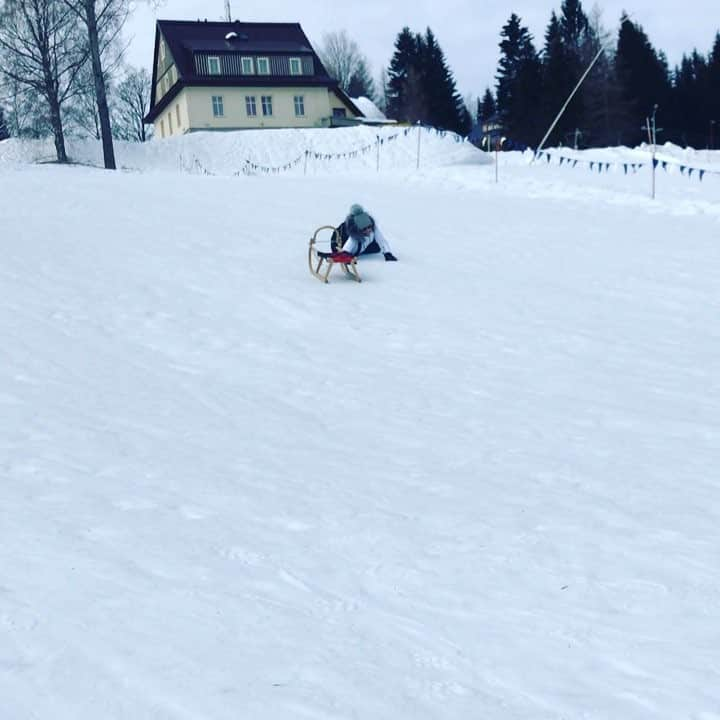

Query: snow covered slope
[1,130,719,720]
[0,125,482,175]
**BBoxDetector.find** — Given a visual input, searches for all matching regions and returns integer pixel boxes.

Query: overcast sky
[125,0,717,103]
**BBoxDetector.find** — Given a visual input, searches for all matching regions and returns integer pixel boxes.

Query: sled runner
[308,225,361,283]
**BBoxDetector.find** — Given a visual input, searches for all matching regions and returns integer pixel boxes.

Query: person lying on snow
[332,204,398,261]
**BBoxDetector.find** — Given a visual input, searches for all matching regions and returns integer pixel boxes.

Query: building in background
[144,20,363,136]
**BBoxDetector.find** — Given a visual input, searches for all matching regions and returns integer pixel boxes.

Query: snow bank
[0,125,487,176]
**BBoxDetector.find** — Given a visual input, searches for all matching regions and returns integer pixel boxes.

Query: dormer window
[241,56,254,74]
[256,57,270,75]
[208,56,221,75]
[289,57,302,75]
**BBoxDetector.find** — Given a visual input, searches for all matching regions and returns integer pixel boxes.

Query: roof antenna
[224,0,231,21]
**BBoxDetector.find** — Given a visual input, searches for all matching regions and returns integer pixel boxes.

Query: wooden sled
[308,225,362,283]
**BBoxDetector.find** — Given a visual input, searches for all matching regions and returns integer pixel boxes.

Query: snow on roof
[350,97,387,121]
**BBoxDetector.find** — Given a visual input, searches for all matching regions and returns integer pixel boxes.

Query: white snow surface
[1,128,720,720]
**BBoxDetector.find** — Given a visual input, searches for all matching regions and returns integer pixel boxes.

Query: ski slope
[1,128,719,720]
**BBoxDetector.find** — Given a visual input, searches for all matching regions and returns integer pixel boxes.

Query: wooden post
[376,135,380,172]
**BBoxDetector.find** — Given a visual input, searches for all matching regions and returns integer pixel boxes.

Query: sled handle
[309,225,340,247]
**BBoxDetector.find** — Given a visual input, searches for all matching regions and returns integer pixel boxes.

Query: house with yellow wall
[144,19,364,136]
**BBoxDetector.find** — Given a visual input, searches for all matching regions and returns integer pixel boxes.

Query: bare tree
[377,68,389,113]
[0,104,9,139]
[113,65,150,141]
[0,0,88,161]
[318,30,373,94]
[0,76,47,137]
[61,0,131,168]
[65,30,123,138]
[66,60,101,137]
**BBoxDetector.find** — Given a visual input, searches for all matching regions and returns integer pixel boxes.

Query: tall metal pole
[224,0,232,21]
[533,45,605,161]
[416,122,421,170]
[495,137,499,183]
[648,105,658,200]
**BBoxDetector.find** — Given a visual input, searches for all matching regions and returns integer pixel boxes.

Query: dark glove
[384,252,398,262]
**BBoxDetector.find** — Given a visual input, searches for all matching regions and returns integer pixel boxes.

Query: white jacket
[342,223,392,255]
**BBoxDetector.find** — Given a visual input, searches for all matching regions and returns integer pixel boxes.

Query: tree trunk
[84,0,116,169]
[47,94,69,162]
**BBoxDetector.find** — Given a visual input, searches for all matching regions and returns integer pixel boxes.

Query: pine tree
[420,28,467,133]
[386,27,425,122]
[671,51,709,147]
[496,14,543,146]
[708,33,720,148]
[541,11,574,146]
[557,0,592,143]
[581,7,622,147]
[479,87,496,123]
[559,0,590,54]
[347,57,376,101]
[615,15,672,145]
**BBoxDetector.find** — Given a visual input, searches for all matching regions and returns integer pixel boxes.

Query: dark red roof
[156,19,330,80]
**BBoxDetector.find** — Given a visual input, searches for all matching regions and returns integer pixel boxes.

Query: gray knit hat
[349,204,372,230]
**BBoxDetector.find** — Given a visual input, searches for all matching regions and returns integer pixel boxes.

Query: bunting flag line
[535,150,719,181]
[182,126,468,177]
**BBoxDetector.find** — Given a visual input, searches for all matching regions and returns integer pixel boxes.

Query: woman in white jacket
[333,204,398,261]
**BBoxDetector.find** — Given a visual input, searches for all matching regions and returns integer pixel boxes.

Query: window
[208,56,221,75]
[289,57,302,75]
[171,66,177,84]
[293,95,305,116]
[168,112,173,134]
[241,56,254,74]
[332,108,347,118]
[245,96,257,116]
[159,41,166,62]
[160,118,165,138]
[212,95,224,117]
[175,104,181,127]
[256,57,270,75]
[261,95,272,116]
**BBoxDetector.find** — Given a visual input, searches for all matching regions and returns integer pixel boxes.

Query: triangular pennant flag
[605,163,611,172]
[700,170,706,181]
[688,168,694,177]
[653,158,659,168]
[623,164,628,174]
[590,162,595,171]
[661,161,668,171]
[680,165,686,174]
[573,160,578,168]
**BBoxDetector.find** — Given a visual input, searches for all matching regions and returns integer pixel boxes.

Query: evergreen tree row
[385,27,471,134]
[486,0,720,149]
